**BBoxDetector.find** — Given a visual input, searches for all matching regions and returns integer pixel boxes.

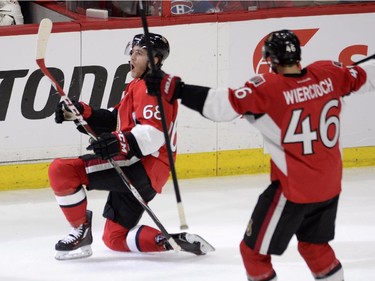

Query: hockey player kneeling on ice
[49,33,214,260]
[145,30,375,281]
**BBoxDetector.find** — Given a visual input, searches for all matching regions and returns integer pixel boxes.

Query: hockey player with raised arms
[49,33,213,260]
[145,30,375,281]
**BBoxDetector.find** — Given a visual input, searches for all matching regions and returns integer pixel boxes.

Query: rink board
[2,146,375,190]
[1,6,375,190]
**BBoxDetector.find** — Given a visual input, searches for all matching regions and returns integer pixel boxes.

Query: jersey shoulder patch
[332,61,343,68]
[248,75,266,87]
[312,60,343,69]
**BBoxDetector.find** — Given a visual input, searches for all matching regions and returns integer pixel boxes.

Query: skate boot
[166,232,215,255]
[55,210,93,260]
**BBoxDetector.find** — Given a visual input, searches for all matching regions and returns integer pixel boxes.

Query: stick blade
[36,18,53,60]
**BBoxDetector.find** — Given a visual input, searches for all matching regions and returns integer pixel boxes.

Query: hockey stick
[36,18,180,252]
[353,53,375,65]
[139,0,189,230]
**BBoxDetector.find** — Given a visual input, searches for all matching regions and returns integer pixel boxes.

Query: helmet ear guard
[262,29,301,68]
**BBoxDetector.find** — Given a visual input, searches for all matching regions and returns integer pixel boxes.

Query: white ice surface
[0,167,374,281]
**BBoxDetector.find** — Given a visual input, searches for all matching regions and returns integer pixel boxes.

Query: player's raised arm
[352,59,375,95]
[145,70,240,122]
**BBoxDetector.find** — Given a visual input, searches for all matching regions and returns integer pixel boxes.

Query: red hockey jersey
[115,78,178,193]
[204,60,369,203]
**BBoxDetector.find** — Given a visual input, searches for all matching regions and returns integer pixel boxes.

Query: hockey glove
[87,132,129,160]
[55,100,92,123]
[144,70,182,103]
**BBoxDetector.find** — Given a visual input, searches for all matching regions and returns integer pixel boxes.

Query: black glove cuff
[179,84,210,114]
[174,81,185,100]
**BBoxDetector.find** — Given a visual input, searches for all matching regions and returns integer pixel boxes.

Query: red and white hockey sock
[298,242,343,281]
[102,219,129,251]
[49,157,89,227]
[126,225,166,252]
[240,240,276,281]
[314,261,343,281]
[54,186,87,227]
[102,220,166,252]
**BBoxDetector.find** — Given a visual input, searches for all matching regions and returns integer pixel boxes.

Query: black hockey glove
[144,70,182,103]
[144,69,165,96]
[54,100,84,124]
[87,132,129,160]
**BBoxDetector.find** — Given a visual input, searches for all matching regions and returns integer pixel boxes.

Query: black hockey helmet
[126,33,170,66]
[262,30,301,66]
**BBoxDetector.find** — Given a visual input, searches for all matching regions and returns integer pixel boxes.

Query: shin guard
[315,262,343,281]
[126,225,166,252]
[298,242,337,274]
[102,220,166,253]
[49,158,89,227]
[54,186,87,226]
[240,240,276,281]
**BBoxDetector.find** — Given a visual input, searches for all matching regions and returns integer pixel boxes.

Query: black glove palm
[144,69,165,96]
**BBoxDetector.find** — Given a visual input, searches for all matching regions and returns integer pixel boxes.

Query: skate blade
[185,234,215,254]
[55,245,93,260]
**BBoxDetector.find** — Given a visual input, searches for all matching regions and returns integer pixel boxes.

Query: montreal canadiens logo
[171,0,194,14]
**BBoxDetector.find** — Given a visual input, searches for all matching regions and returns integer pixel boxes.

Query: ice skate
[170,232,215,255]
[55,210,93,260]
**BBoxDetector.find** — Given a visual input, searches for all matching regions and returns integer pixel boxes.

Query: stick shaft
[353,53,375,65]
[139,1,188,230]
